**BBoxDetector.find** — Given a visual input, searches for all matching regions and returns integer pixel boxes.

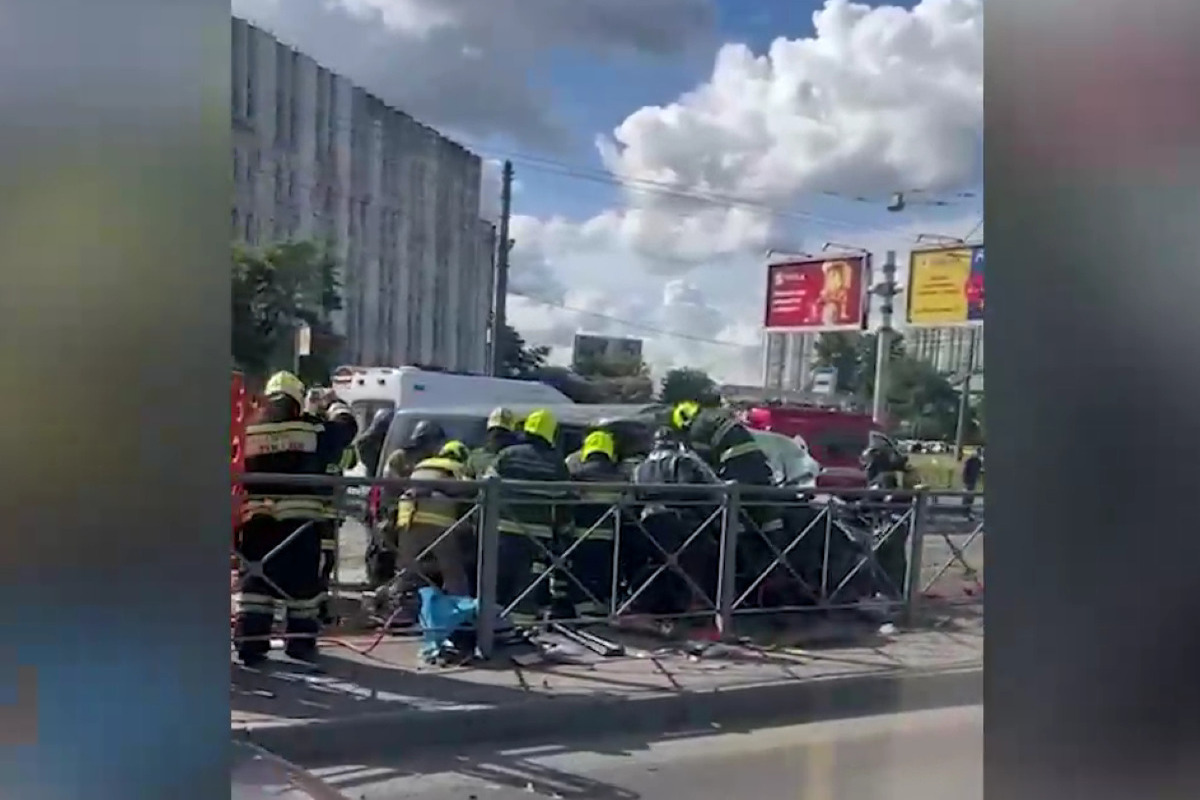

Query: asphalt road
[306,705,982,799]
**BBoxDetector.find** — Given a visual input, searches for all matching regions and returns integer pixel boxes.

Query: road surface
[306,705,982,799]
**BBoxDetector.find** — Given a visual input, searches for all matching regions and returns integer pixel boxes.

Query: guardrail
[232,474,984,659]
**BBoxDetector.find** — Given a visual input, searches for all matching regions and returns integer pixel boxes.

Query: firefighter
[310,388,359,625]
[354,408,393,477]
[234,371,357,666]
[383,440,475,623]
[565,430,624,617]
[628,427,723,614]
[465,407,517,478]
[858,432,920,595]
[366,419,447,593]
[670,400,786,589]
[484,409,575,621]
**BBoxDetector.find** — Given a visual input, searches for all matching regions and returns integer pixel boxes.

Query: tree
[814,331,906,399]
[659,367,719,406]
[232,240,342,382]
[574,353,649,381]
[496,323,550,378]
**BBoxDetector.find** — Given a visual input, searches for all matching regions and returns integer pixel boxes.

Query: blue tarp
[417,587,478,662]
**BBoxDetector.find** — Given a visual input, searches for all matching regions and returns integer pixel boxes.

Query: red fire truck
[722,385,883,488]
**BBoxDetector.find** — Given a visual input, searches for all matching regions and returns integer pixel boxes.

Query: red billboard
[764,256,868,331]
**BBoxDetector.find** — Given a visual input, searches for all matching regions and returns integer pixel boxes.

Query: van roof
[394,402,666,426]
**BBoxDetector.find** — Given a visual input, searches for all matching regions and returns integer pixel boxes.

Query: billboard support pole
[871,251,898,425]
[954,327,979,459]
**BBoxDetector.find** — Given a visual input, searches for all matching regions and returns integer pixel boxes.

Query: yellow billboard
[906,246,984,327]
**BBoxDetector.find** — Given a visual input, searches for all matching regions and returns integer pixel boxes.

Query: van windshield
[350,400,396,433]
[377,414,489,475]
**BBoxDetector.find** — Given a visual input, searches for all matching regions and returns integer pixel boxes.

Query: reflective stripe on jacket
[688,408,774,486]
[485,441,574,540]
[397,457,469,529]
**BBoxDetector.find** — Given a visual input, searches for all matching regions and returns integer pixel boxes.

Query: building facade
[762,332,818,392]
[571,334,644,371]
[905,327,984,377]
[231,17,495,372]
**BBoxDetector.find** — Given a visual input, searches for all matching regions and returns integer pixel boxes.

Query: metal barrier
[232,474,984,659]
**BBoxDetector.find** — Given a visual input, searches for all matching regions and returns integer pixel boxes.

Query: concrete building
[906,327,984,377]
[762,332,818,393]
[231,17,495,372]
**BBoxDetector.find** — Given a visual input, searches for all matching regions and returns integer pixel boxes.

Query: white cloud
[506,210,982,384]
[572,0,982,265]
[501,0,983,382]
[232,0,714,148]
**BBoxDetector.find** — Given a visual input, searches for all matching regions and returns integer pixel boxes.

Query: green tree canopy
[232,240,342,382]
[658,367,719,406]
[814,330,980,441]
[496,323,550,378]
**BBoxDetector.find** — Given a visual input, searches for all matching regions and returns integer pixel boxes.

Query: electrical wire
[961,216,984,241]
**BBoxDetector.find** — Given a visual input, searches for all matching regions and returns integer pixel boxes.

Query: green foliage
[232,240,342,381]
[658,367,719,406]
[497,323,550,378]
[814,331,982,441]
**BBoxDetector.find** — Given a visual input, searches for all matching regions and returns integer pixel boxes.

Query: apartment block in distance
[231,16,496,372]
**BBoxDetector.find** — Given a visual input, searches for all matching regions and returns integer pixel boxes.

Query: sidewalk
[232,609,982,765]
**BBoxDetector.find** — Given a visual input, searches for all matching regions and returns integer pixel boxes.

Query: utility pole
[954,327,980,459]
[871,251,899,425]
[488,160,514,377]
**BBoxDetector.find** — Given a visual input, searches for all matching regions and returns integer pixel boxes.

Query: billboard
[571,333,643,370]
[906,245,985,327]
[763,256,868,332]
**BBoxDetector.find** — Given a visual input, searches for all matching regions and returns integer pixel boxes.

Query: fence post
[716,480,741,641]
[902,488,929,627]
[475,476,501,660]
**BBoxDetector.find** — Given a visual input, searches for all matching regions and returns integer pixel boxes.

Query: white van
[331,365,572,428]
[332,366,573,504]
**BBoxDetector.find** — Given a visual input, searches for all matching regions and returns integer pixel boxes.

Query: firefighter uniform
[367,420,446,590]
[465,407,517,478]
[565,431,624,617]
[393,440,473,598]
[484,409,576,621]
[234,373,357,665]
[672,402,786,601]
[629,430,724,614]
[859,434,920,594]
[316,444,359,623]
[671,401,783,531]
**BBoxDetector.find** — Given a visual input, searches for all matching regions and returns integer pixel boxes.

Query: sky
[232,0,984,383]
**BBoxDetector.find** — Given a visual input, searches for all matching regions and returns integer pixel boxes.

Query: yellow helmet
[486,406,516,431]
[523,408,558,445]
[671,401,701,430]
[439,440,470,463]
[264,371,305,405]
[580,430,616,462]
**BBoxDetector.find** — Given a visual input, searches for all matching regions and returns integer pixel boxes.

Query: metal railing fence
[232,474,983,658]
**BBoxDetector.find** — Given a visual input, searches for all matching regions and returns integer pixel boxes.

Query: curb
[237,663,982,766]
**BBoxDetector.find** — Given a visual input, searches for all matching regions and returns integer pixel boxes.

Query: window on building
[232,208,240,238]
[245,212,255,244]
[245,34,256,119]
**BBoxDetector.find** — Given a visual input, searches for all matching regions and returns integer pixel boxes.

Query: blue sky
[481,0,981,232]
